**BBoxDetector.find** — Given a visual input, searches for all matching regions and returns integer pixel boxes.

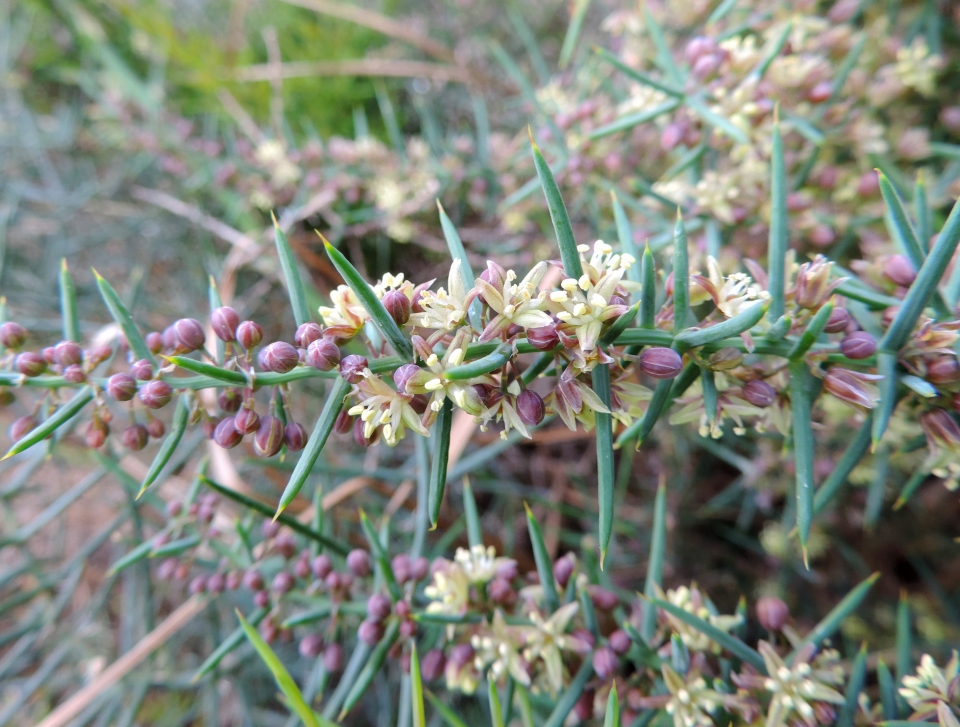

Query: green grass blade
[531,138,582,278]
[463,478,482,549]
[593,364,615,567]
[359,510,401,601]
[506,6,550,85]
[878,173,925,269]
[648,597,766,672]
[748,20,792,81]
[674,301,768,350]
[200,475,349,555]
[640,246,656,329]
[488,678,505,727]
[589,100,682,140]
[837,644,867,727]
[673,212,689,334]
[525,503,560,613]
[768,118,787,322]
[790,573,879,655]
[813,415,872,515]
[701,367,718,429]
[164,355,247,385]
[138,393,189,496]
[236,610,323,727]
[642,482,667,641]
[322,238,412,360]
[895,592,911,683]
[410,643,426,727]
[893,465,930,510]
[871,351,898,447]
[915,173,930,253]
[558,0,591,69]
[428,397,454,528]
[642,5,681,83]
[2,386,93,460]
[684,96,748,145]
[443,343,512,380]
[611,192,641,284]
[106,538,155,577]
[604,684,620,727]
[592,46,683,97]
[273,218,311,328]
[277,377,351,517]
[193,607,268,681]
[375,82,404,155]
[339,620,401,719]
[323,642,372,719]
[878,659,899,721]
[208,276,225,364]
[543,659,594,727]
[789,301,833,360]
[93,270,154,365]
[59,259,79,342]
[425,691,470,727]
[789,361,815,566]
[437,202,482,331]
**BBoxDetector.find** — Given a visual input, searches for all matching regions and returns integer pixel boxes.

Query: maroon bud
[16,352,46,377]
[856,171,880,197]
[207,573,226,594]
[807,81,832,103]
[236,320,263,350]
[592,646,619,680]
[145,331,163,354]
[495,560,518,581]
[276,532,297,559]
[639,347,683,379]
[742,379,777,408]
[393,363,422,394]
[553,554,575,589]
[526,323,560,351]
[489,577,515,605]
[63,364,86,384]
[395,600,411,619]
[367,593,393,622]
[121,424,149,451]
[391,554,411,584]
[609,630,631,655]
[692,53,720,80]
[347,549,371,577]
[840,331,877,360]
[480,261,507,294]
[161,326,178,352]
[661,123,684,152]
[86,344,113,367]
[299,633,325,657]
[157,558,178,580]
[202,417,218,439]
[573,690,595,721]
[588,586,618,611]
[174,318,206,352]
[311,554,333,579]
[383,289,411,325]
[324,572,341,591]
[927,356,960,385]
[258,341,299,373]
[756,595,790,631]
[516,389,545,426]
[353,417,378,447]
[284,422,307,451]
[884,255,916,287]
[10,415,36,441]
[473,383,503,409]
[323,644,343,672]
[411,557,429,582]
[449,644,474,668]
[214,417,243,448]
[139,380,173,409]
[146,418,166,439]
[306,338,340,371]
[814,703,837,725]
[254,415,284,457]
[824,307,852,333]
[339,354,368,383]
[0,322,27,349]
[54,341,83,367]
[211,306,240,342]
[197,504,215,523]
[252,590,270,609]
[174,563,190,581]
[262,520,281,539]
[334,410,355,435]
[573,628,595,651]
[941,106,960,133]
[399,619,417,639]
[85,419,109,448]
[234,405,260,435]
[226,571,242,590]
[243,570,265,591]
[218,388,242,413]
[107,373,138,401]
[272,571,295,593]
[358,619,384,645]
[189,575,208,594]
[294,557,311,579]
[42,347,56,364]
[166,500,183,517]
[127,360,151,383]
[420,649,446,681]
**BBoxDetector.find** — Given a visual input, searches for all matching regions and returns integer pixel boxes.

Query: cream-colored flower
[521,602,589,696]
[663,664,741,727]
[319,285,368,340]
[454,544,515,585]
[658,585,743,653]
[408,329,491,416]
[410,259,473,330]
[424,559,469,616]
[346,369,429,446]
[691,257,770,319]
[900,651,959,719]
[471,610,531,687]
[475,262,552,342]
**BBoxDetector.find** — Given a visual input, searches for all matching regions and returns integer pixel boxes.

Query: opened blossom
[475,261,552,342]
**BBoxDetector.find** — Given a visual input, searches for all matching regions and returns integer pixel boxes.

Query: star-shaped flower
[475,262,553,342]
[346,368,429,446]
[319,285,369,340]
[548,269,629,353]
[521,602,590,695]
[410,259,474,331]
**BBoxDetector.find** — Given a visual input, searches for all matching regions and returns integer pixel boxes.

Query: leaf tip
[270,210,280,228]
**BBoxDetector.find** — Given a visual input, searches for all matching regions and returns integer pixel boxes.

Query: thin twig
[234,58,474,85]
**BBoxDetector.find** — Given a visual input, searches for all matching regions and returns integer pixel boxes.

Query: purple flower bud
[334,410,354,435]
[197,504,215,523]
[393,363,422,394]
[294,322,324,348]
[157,558,178,580]
[208,573,226,594]
[130,358,153,381]
[275,534,297,560]
[10,415,36,441]
[161,326,178,352]
[146,418,166,439]
[639,347,683,379]
[54,341,83,367]
[226,571,242,590]
[807,81,832,103]
[489,577,515,605]
[243,570,265,591]
[367,593,392,622]
[214,417,243,448]
[480,261,507,294]
[756,596,790,631]
[592,646,619,680]
[145,331,163,354]
[353,417,378,447]
[473,383,503,409]
[236,321,263,350]
[399,619,417,639]
[174,318,206,352]
[166,500,183,517]
[526,323,560,351]
[574,691,595,722]
[383,289,411,325]
[884,255,917,287]
[358,619,384,645]
[139,380,173,409]
[553,554,575,588]
[16,352,46,377]
[420,649,446,681]
[346,549,371,577]
[272,571,295,593]
[922,408,960,451]
[299,633,325,657]
[86,418,109,448]
[824,307,852,334]
[42,347,56,364]
[121,424,149,451]
[258,341,299,373]
[107,373,138,401]
[234,405,260,435]
[306,338,340,371]
[814,703,837,725]
[294,557,311,579]
[189,575,208,594]
[324,572,341,591]
[692,53,720,80]
[63,365,86,384]
[927,356,960,385]
[339,354,368,384]
[311,554,332,579]
[411,557,429,582]
[254,415,285,457]
[84,344,112,367]
[609,630,631,655]
[284,422,307,451]
[395,600,411,619]
[857,171,880,197]
[684,35,715,63]
[254,590,271,608]
[218,388,242,412]
[211,306,240,342]
[323,644,343,672]
[391,554,411,584]
[517,389,545,426]
[495,560,518,581]
[0,322,27,349]
[742,379,777,408]
[840,331,876,360]
[262,520,281,538]
[449,644,474,669]
[587,586,618,611]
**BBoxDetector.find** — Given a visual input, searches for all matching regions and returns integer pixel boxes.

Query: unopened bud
[306,338,340,371]
[609,630,631,655]
[742,379,777,408]
[16,352,46,377]
[367,593,392,622]
[856,171,880,197]
[173,318,206,353]
[272,571,295,593]
[824,307,852,333]
[211,306,240,342]
[131,359,153,381]
[146,418,165,439]
[299,633,325,658]
[311,554,332,579]
[294,322,324,348]
[707,347,743,371]
[339,354,368,383]
[661,123,684,152]
[883,255,916,287]
[284,422,307,451]
[63,364,86,384]
[347,549,371,577]
[145,331,163,354]
[214,417,243,448]
[517,389,545,426]
[639,347,683,379]
[807,81,832,103]
[243,569,265,591]
[139,380,173,409]
[54,341,83,367]
[488,577,515,605]
[189,576,208,594]
[86,344,113,367]
[85,418,109,448]
[574,690,595,722]
[258,341,299,373]
[588,585,618,611]
[411,557,429,581]
[358,619,384,645]
[10,415,36,441]
[927,356,960,385]
[840,331,876,360]
[353,417,379,447]
[527,324,560,351]
[391,553,411,584]
[393,363,422,394]
[941,106,960,132]
[420,649,446,681]
[121,424,149,451]
[236,320,263,350]
[383,289,411,325]
[218,388,242,412]
[323,644,343,672]
[254,590,271,609]
[692,53,720,80]
[234,405,260,434]
[921,408,960,451]
[592,646,620,680]
[254,415,284,457]
[0,322,27,349]
[107,373,138,401]
[334,410,355,435]
[207,573,226,594]
[756,595,790,631]
[814,702,837,725]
